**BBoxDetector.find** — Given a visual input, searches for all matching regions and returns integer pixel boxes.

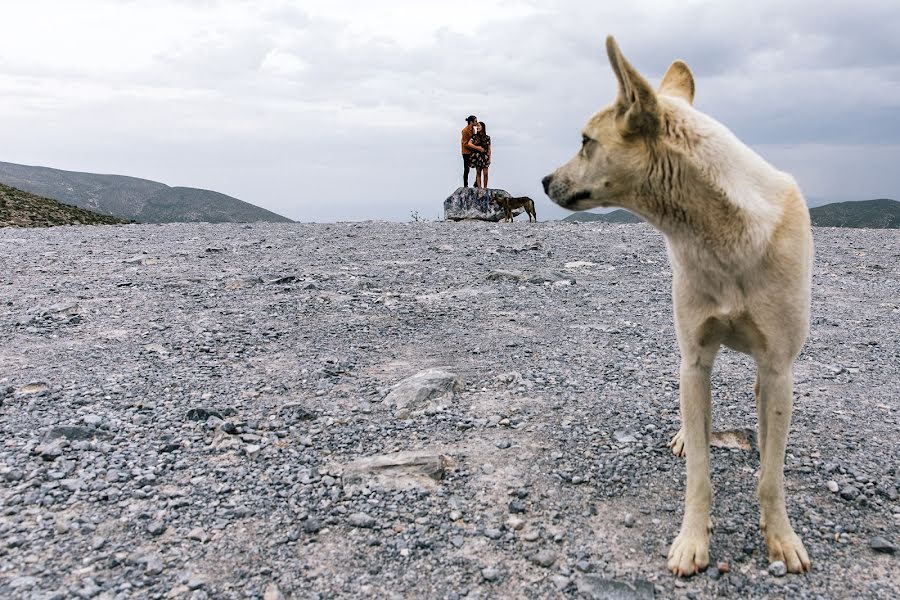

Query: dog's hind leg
[667,348,716,577]
[756,363,811,573]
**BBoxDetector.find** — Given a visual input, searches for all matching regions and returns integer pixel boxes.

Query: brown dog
[492,195,537,222]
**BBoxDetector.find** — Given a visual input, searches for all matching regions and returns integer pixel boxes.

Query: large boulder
[443,187,523,221]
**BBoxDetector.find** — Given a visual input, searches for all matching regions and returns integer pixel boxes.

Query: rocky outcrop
[443,187,523,221]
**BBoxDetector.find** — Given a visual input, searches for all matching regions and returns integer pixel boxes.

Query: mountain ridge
[563,199,900,229]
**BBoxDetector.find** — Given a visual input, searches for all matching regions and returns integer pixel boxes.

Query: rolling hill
[564,199,900,229]
[0,183,131,227]
[0,161,292,224]
[808,199,900,229]
[562,209,643,223]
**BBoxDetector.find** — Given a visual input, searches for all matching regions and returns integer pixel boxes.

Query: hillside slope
[0,161,292,223]
[809,199,900,229]
[0,183,131,227]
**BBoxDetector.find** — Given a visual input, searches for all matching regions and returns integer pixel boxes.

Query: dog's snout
[542,175,553,195]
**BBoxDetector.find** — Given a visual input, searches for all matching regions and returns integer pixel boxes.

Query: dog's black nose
[542,175,553,194]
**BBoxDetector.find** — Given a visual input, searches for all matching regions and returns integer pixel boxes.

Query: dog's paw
[766,528,811,573]
[667,428,686,457]
[667,530,710,577]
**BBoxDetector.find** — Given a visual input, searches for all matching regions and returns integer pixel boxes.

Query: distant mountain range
[1,183,131,227]
[563,199,900,229]
[562,209,643,224]
[808,199,900,228]
[0,161,292,224]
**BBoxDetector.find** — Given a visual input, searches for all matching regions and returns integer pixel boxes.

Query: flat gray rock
[575,576,655,599]
[382,368,463,419]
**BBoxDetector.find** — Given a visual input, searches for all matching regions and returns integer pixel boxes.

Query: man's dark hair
[466,115,477,123]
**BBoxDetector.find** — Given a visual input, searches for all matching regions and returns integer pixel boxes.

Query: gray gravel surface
[1,221,898,599]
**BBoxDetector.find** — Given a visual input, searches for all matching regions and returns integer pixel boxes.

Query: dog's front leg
[668,356,713,576]
[757,365,811,573]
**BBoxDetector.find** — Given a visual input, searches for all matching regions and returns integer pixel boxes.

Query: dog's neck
[624,109,790,264]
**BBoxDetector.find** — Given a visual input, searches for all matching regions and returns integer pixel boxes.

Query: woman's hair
[478,121,487,134]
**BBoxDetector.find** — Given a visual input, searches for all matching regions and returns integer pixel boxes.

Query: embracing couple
[460,115,491,188]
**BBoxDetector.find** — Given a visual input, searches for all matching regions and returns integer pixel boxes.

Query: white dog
[543,36,813,577]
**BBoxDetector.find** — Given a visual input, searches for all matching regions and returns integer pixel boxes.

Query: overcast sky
[1,0,898,221]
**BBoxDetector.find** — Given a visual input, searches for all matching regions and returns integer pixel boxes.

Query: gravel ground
[0,221,898,600]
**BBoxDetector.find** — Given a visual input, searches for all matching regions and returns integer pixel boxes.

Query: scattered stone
[716,562,730,574]
[481,567,500,582]
[382,369,463,419]
[575,576,655,600]
[710,429,756,451]
[826,480,839,493]
[147,521,167,536]
[44,425,111,442]
[768,561,787,577]
[840,486,860,501]
[613,430,638,444]
[186,407,223,421]
[529,549,557,568]
[870,537,897,554]
[509,499,527,514]
[187,528,209,542]
[624,513,635,528]
[486,269,525,283]
[264,583,285,600]
[348,512,377,529]
[17,382,49,395]
[303,518,322,534]
[341,451,452,491]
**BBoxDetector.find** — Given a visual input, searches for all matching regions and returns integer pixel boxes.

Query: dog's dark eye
[582,135,590,146]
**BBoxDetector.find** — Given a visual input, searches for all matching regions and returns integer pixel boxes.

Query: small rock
[716,561,730,574]
[484,528,503,540]
[82,414,103,427]
[840,486,860,501]
[529,549,557,568]
[186,407,222,422]
[245,444,261,457]
[264,583,285,600]
[382,369,463,419]
[826,480,839,493]
[481,567,500,582]
[768,561,787,577]
[550,575,570,590]
[147,521,167,536]
[495,439,512,449]
[870,536,897,554]
[303,518,322,534]
[348,512,376,528]
[624,513,635,528]
[187,528,209,542]
[145,558,164,575]
[509,499,527,514]
[187,575,206,590]
[575,576,654,599]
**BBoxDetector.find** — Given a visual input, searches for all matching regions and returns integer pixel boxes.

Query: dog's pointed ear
[606,35,659,137]
[658,60,695,105]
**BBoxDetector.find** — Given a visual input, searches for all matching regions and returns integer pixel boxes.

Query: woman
[471,121,491,188]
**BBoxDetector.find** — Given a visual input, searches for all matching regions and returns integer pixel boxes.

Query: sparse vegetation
[0,183,132,227]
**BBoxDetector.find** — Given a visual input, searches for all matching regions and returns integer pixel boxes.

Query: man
[461,115,485,187]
